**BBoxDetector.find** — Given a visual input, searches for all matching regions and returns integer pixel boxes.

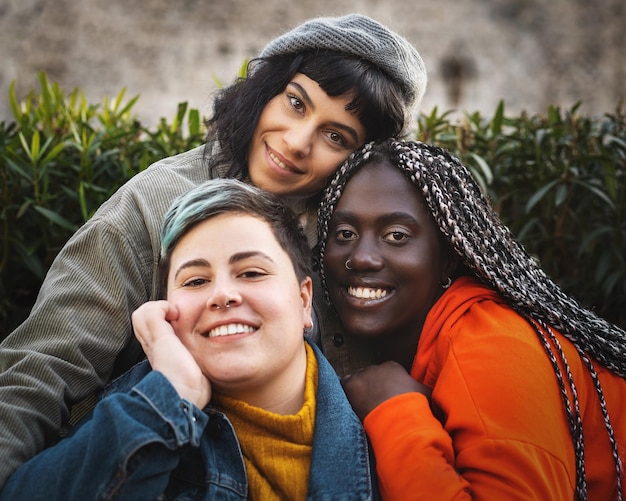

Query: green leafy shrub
[418,101,626,329]
[0,73,205,338]
[1,74,624,340]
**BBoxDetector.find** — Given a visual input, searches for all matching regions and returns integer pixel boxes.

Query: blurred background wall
[1,0,624,126]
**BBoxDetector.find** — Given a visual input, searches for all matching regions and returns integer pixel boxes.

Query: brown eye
[383,231,409,243]
[240,270,267,279]
[288,94,305,112]
[182,278,208,287]
[327,130,347,147]
[336,229,357,242]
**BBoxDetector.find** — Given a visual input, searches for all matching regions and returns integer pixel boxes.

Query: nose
[206,276,242,310]
[347,235,384,271]
[283,123,313,158]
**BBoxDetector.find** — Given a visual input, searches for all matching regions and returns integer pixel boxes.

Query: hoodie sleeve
[363,297,577,500]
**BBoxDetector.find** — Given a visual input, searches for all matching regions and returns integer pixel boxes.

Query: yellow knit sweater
[213,343,318,500]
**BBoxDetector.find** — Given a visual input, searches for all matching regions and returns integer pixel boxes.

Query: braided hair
[317,138,625,500]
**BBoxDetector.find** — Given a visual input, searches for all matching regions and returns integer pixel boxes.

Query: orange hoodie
[364,276,626,500]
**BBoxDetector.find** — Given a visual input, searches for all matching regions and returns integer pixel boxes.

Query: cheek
[169,294,204,329]
[168,313,190,341]
[248,132,264,168]
[396,255,441,297]
[310,151,349,181]
[254,98,281,134]
[248,108,271,155]
[323,247,346,280]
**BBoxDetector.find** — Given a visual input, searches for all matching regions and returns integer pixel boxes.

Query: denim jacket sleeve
[0,370,209,501]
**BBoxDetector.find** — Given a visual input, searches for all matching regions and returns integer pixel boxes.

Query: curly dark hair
[203,51,409,182]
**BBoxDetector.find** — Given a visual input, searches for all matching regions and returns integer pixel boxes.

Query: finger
[341,366,366,384]
[162,301,179,322]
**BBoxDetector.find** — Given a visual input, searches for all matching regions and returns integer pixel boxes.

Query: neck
[358,319,423,372]
[278,193,308,209]
[373,335,419,372]
[370,292,444,371]
[217,345,308,415]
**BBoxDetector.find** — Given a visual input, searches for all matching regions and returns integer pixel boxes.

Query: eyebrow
[332,210,420,226]
[173,251,276,280]
[174,258,209,281]
[288,81,360,144]
[229,250,276,266]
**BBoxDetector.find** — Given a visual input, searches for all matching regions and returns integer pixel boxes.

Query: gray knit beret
[260,14,427,111]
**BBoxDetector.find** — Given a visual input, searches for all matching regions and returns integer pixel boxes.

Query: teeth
[269,151,296,172]
[347,287,388,299]
[208,323,256,338]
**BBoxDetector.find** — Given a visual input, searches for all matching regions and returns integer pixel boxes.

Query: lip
[200,319,259,340]
[266,145,302,176]
[348,285,389,300]
[339,281,395,309]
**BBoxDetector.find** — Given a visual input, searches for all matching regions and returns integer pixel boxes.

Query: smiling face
[323,161,457,362]
[166,213,313,402]
[248,73,367,197]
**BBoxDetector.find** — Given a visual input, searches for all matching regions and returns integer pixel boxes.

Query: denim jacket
[0,342,379,500]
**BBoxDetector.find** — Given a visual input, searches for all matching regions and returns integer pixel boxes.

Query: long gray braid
[317,138,625,500]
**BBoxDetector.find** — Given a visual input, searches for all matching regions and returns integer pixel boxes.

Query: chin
[344,320,386,339]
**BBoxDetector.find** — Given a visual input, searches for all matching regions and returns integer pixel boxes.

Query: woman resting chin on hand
[0,179,379,501]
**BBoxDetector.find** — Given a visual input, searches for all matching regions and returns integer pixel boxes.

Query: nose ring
[345,259,353,270]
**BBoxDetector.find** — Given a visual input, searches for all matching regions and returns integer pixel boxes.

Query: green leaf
[10,240,47,280]
[547,106,561,126]
[18,132,33,162]
[113,87,127,113]
[516,216,540,241]
[525,179,560,213]
[17,199,33,218]
[578,225,613,255]
[118,94,139,117]
[41,141,67,165]
[554,183,568,207]
[8,81,22,121]
[5,158,32,183]
[491,100,504,135]
[603,134,626,150]
[32,205,77,231]
[468,152,493,185]
[78,182,88,221]
[187,108,200,136]
[572,179,616,210]
[30,130,41,163]
[604,268,626,296]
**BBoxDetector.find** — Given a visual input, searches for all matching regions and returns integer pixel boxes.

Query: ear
[300,276,314,329]
[442,246,461,282]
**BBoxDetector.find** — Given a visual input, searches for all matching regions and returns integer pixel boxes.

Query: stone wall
[1,0,624,126]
